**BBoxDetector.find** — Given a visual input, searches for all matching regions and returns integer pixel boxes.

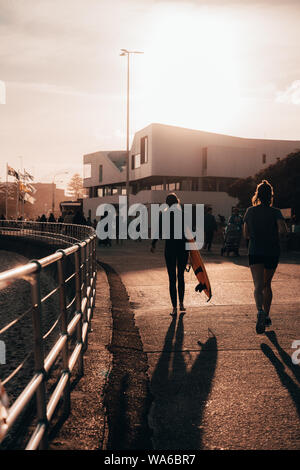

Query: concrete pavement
[97,240,300,450]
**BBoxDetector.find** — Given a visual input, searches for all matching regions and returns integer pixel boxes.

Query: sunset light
[138,3,241,132]
[0,0,300,454]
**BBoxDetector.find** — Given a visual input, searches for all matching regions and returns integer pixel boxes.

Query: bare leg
[250,264,265,311]
[263,268,276,315]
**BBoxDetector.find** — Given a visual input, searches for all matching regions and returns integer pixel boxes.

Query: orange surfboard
[186,229,212,302]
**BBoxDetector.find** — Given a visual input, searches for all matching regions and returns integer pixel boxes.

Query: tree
[227,176,256,209]
[227,150,300,219]
[67,173,85,200]
[0,181,17,216]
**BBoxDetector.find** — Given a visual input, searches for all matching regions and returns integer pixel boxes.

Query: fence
[0,221,97,449]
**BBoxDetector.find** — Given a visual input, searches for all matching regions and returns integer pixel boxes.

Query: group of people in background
[0,211,95,227]
[36,211,93,226]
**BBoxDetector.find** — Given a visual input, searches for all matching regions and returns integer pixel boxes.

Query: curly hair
[252,180,274,207]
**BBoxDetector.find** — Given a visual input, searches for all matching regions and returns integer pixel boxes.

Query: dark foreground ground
[49,240,300,450]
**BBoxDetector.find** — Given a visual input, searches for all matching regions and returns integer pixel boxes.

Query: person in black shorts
[151,193,189,317]
[243,180,287,333]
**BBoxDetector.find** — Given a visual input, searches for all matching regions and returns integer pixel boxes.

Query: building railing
[0,221,97,449]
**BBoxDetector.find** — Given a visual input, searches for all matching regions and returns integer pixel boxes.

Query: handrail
[0,220,97,449]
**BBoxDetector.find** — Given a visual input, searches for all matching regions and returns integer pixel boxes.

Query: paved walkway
[50,240,300,450]
[96,240,300,450]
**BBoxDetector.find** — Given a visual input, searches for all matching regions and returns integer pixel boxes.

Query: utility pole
[120,49,143,210]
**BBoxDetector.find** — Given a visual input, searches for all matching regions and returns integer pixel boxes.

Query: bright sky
[0,0,300,187]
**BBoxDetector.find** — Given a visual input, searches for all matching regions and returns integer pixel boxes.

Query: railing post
[92,236,97,309]
[56,250,71,417]
[81,241,88,351]
[87,239,93,330]
[30,263,48,450]
[88,237,93,287]
[74,245,84,376]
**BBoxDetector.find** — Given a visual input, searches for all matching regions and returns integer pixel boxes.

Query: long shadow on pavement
[150,313,217,450]
[261,331,300,418]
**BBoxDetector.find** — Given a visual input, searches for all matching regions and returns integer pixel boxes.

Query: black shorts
[249,254,279,270]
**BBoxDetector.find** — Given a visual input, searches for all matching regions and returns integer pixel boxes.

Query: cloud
[276,80,300,105]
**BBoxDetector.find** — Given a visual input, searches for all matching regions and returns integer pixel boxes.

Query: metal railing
[0,221,97,449]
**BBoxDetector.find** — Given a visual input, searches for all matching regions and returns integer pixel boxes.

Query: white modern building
[83,123,300,220]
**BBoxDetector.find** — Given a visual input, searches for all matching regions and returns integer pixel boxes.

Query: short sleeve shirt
[243,205,284,256]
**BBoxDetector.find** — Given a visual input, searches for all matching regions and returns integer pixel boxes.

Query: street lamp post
[120,49,143,209]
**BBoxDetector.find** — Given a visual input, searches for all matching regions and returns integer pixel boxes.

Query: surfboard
[186,230,212,302]
[0,380,9,441]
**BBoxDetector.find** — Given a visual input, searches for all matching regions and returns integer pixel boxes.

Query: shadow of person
[265,331,300,384]
[260,342,300,418]
[150,313,217,450]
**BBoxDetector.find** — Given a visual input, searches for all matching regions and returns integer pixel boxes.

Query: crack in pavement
[98,261,153,450]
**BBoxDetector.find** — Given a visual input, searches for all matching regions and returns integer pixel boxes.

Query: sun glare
[136,4,242,133]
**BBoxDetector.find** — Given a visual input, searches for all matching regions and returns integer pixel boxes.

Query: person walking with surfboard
[243,180,287,334]
[151,193,189,316]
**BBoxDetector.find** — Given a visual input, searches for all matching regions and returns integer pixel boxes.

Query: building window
[84,163,92,179]
[192,179,198,191]
[202,177,217,192]
[97,188,103,197]
[262,153,267,164]
[99,165,103,182]
[141,136,148,164]
[202,147,208,173]
[135,154,141,168]
[181,180,192,191]
[132,154,141,169]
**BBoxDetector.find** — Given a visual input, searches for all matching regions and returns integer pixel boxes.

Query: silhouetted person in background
[203,207,217,251]
[228,207,243,232]
[48,213,56,222]
[72,210,87,225]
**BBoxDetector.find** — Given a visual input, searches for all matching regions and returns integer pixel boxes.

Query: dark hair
[252,180,274,207]
[166,193,179,207]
